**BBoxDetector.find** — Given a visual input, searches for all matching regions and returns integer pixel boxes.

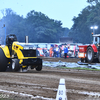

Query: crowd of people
[36,44,79,58]
[49,45,69,58]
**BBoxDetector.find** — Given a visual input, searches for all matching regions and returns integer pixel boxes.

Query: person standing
[49,46,53,57]
[53,45,57,57]
[59,46,62,57]
[64,46,68,59]
[55,45,59,57]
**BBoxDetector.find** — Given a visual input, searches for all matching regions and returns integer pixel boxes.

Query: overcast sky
[0,0,89,29]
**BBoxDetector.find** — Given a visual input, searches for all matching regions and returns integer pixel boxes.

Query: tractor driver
[8,36,14,45]
[8,36,14,55]
[6,35,17,55]
[94,37,98,45]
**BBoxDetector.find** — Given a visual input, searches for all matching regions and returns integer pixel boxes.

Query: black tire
[35,64,42,71]
[12,59,20,72]
[98,52,100,63]
[0,48,8,72]
[86,46,94,63]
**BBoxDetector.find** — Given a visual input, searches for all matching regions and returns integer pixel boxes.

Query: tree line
[1,0,100,44]
[0,9,69,43]
[69,0,100,44]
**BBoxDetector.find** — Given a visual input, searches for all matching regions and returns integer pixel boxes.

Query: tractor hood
[16,43,36,50]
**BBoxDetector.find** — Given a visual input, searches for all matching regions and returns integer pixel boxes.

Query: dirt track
[0,57,100,100]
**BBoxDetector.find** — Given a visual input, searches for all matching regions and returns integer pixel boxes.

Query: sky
[0,0,89,29]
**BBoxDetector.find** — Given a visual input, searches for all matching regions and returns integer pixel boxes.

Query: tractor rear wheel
[98,52,100,62]
[86,46,94,63]
[0,48,8,72]
[12,59,20,72]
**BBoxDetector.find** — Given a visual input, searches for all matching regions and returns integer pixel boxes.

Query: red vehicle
[78,34,100,63]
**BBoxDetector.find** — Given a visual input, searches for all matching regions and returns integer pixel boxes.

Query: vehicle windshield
[93,36,100,44]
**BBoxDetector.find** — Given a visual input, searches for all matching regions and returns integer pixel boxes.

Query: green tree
[0,9,64,43]
[87,0,100,5]
[26,10,63,43]
[69,2,100,44]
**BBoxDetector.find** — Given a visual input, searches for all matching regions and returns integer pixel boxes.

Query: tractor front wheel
[35,64,42,71]
[12,59,20,72]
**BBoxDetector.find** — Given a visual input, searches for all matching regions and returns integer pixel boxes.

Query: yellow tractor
[0,34,42,72]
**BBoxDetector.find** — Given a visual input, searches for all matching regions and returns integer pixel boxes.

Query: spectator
[55,45,59,57]
[73,45,76,57]
[36,48,40,56]
[75,44,79,57]
[49,45,54,57]
[64,46,68,59]
[53,46,56,57]
[59,46,62,57]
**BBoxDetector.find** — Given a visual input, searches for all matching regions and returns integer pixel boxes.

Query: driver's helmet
[9,35,14,39]
[6,34,17,46]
